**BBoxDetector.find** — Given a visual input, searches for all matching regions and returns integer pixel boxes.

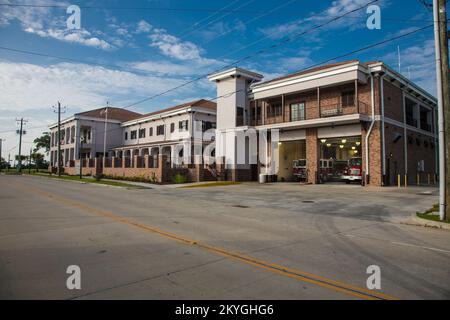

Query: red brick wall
[383,81,404,122]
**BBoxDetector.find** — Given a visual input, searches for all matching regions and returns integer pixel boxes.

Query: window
[405,97,418,127]
[268,103,282,117]
[202,121,216,132]
[157,125,164,136]
[124,132,128,140]
[420,107,431,132]
[149,127,153,136]
[139,128,146,138]
[130,130,137,140]
[170,123,175,133]
[179,120,189,132]
[236,107,244,127]
[290,103,305,121]
[341,90,355,107]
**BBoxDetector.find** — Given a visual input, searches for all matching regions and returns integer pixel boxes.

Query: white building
[49,107,141,167]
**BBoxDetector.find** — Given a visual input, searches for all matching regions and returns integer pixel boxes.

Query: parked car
[341,157,362,184]
[293,159,307,181]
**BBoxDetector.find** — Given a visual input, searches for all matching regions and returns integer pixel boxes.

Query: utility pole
[16,118,27,173]
[0,138,3,173]
[434,0,450,221]
[29,148,32,174]
[102,102,109,159]
[53,102,66,177]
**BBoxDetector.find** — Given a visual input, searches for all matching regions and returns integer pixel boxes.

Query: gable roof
[136,99,216,120]
[76,107,141,122]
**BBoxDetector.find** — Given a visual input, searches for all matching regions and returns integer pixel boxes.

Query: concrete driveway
[0,175,448,300]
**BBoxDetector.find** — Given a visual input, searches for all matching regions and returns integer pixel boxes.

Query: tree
[31,152,47,169]
[33,132,51,154]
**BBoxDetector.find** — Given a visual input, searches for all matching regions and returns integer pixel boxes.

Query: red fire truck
[293,159,307,181]
[341,157,362,184]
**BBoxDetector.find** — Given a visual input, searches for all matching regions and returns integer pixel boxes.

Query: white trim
[121,106,216,127]
[375,115,436,138]
[252,62,365,94]
[255,114,366,131]
[208,67,263,82]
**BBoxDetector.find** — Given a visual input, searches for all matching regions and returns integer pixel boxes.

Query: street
[0,175,449,299]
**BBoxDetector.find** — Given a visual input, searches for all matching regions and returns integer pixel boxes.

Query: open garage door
[319,136,362,183]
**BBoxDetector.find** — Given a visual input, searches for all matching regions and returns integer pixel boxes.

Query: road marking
[12,180,399,300]
[343,234,450,254]
[391,241,450,254]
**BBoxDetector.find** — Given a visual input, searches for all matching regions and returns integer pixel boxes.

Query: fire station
[209,60,438,186]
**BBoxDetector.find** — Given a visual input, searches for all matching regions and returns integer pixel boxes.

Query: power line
[0,0,380,115]
[0,2,265,14]
[417,0,433,11]
[174,0,241,39]
[177,0,257,41]
[0,15,432,141]
[119,0,381,110]
[203,0,299,45]
[87,24,434,139]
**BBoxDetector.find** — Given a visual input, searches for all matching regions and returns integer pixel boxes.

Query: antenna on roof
[397,45,401,74]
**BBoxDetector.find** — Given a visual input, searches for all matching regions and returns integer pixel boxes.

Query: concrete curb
[408,214,450,231]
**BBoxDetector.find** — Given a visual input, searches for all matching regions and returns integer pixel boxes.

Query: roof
[76,107,142,122]
[136,99,216,120]
[256,60,360,86]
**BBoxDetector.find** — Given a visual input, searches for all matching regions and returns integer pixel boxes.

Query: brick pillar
[133,155,138,168]
[144,155,150,168]
[194,155,204,182]
[158,155,168,183]
[306,128,319,184]
[112,157,116,168]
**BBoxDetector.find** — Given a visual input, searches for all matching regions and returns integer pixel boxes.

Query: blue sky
[0,0,438,158]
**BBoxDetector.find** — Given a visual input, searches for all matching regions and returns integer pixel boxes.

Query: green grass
[29,172,148,189]
[180,181,241,189]
[417,204,450,223]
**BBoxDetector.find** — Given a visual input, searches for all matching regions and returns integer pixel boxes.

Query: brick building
[209,60,437,186]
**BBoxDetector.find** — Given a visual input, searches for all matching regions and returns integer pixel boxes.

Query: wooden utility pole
[16,118,27,173]
[434,0,450,221]
[440,0,450,221]
[53,102,66,177]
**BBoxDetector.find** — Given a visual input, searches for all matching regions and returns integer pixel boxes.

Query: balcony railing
[250,100,368,126]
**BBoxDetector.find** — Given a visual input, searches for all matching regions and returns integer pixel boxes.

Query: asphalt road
[0,175,449,300]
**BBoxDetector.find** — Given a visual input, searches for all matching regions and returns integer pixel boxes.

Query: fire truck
[341,157,362,184]
[293,159,307,181]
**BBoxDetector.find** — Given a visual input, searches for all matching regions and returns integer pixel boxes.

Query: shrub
[172,173,188,184]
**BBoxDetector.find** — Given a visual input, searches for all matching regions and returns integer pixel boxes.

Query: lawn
[28,172,149,189]
[417,204,449,223]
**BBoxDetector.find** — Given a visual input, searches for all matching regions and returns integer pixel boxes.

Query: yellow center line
[11,180,399,300]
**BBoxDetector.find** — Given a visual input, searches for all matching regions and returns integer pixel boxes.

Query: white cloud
[136,20,153,33]
[0,0,116,50]
[0,60,203,112]
[383,39,437,96]
[148,28,203,61]
[24,27,113,50]
[260,0,388,40]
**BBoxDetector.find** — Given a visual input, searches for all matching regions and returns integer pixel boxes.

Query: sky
[0,0,439,160]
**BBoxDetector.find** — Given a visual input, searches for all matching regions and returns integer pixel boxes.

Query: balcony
[250,100,368,126]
